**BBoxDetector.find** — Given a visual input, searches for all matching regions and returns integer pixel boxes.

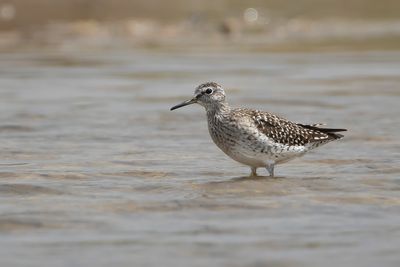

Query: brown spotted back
[232,108,344,147]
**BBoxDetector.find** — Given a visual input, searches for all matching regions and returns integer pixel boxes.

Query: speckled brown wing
[235,109,345,146]
[296,123,346,141]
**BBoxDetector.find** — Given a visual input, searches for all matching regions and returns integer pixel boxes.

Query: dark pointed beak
[170,97,197,111]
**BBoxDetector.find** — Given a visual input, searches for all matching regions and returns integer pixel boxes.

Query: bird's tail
[297,123,347,140]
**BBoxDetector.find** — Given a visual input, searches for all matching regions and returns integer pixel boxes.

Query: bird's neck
[206,102,230,118]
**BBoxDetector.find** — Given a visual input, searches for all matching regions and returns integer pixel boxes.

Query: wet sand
[0,50,399,267]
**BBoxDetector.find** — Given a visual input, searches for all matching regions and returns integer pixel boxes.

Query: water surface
[0,50,399,267]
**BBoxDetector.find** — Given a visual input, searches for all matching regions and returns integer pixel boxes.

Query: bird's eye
[205,88,213,94]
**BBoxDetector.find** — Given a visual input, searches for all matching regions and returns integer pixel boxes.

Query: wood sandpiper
[170,82,346,177]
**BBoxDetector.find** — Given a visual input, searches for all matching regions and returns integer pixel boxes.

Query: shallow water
[0,50,399,267]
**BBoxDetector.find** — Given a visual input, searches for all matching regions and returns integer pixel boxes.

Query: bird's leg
[266,164,275,177]
[250,167,258,177]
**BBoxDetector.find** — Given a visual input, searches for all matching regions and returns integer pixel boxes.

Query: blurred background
[1,0,400,51]
[0,1,400,267]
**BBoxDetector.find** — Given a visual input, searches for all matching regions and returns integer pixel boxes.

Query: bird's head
[170,82,226,111]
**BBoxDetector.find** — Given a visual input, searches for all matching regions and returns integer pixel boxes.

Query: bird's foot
[250,167,258,177]
[266,164,275,178]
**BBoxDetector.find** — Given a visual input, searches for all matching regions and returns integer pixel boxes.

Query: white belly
[209,122,308,168]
